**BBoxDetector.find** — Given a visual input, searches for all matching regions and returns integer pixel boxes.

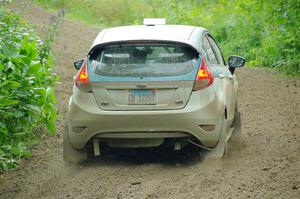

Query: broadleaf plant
[0,4,57,171]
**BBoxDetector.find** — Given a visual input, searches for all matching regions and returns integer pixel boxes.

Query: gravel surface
[1,1,299,199]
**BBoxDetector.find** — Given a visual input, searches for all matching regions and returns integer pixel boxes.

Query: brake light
[193,57,214,91]
[75,60,93,93]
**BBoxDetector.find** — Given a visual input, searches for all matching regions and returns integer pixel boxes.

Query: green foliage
[0,5,57,171]
[34,0,159,26]
[159,0,300,75]
[35,0,299,75]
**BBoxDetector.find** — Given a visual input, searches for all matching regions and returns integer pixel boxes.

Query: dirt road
[1,2,300,199]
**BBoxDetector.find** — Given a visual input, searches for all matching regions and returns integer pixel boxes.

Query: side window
[202,36,218,65]
[207,35,225,65]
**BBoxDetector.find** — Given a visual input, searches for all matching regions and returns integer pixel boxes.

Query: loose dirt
[1,1,299,199]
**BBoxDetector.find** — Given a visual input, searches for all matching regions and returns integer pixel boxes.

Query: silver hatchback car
[63,20,245,162]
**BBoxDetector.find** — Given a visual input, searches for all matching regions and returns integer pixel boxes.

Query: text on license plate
[128,90,156,105]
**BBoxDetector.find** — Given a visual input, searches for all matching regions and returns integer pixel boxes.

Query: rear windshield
[89,43,198,77]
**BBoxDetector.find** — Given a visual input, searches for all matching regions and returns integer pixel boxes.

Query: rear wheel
[226,105,243,157]
[232,105,241,137]
[63,122,87,163]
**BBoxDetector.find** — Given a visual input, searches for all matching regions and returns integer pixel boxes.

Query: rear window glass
[89,43,198,77]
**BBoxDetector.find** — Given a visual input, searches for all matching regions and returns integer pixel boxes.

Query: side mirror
[228,55,245,74]
[74,59,85,70]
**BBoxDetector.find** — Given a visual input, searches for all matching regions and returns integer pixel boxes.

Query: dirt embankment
[1,1,299,199]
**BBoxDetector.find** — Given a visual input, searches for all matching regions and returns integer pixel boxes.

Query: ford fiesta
[64,19,245,162]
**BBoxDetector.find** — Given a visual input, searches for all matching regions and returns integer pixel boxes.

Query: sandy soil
[1,1,299,199]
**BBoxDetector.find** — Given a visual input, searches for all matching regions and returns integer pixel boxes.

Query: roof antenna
[143,18,166,26]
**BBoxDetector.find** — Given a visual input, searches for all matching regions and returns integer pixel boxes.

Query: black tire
[232,109,241,137]
[63,122,87,163]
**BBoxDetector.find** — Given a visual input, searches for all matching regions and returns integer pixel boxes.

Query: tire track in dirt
[1,1,299,199]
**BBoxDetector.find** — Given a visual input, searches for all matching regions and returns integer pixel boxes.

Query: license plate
[128,90,156,105]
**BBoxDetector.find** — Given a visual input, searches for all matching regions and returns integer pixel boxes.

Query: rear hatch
[88,42,199,111]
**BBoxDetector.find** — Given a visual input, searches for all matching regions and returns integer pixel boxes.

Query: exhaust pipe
[93,138,101,156]
[174,141,182,151]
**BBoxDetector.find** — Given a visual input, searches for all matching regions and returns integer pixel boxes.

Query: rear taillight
[75,60,93,93]
[193,57,214,91]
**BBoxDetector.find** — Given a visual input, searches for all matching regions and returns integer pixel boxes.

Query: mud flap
[63,123,87,163]
[226,111,244,157]
[206,117,228,158]
[232,111,241,137]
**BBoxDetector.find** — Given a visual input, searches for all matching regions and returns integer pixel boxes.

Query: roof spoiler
[88,40,201,56]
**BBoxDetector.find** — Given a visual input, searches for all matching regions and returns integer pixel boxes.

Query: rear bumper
[67,88,225,149]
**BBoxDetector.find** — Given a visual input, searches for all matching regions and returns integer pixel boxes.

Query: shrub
[34,0,299,76]
[0,5,57,171]
[159,0,300,75]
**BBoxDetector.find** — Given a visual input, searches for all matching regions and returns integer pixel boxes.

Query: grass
[34,0,164,27]
[33,0,299,76]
